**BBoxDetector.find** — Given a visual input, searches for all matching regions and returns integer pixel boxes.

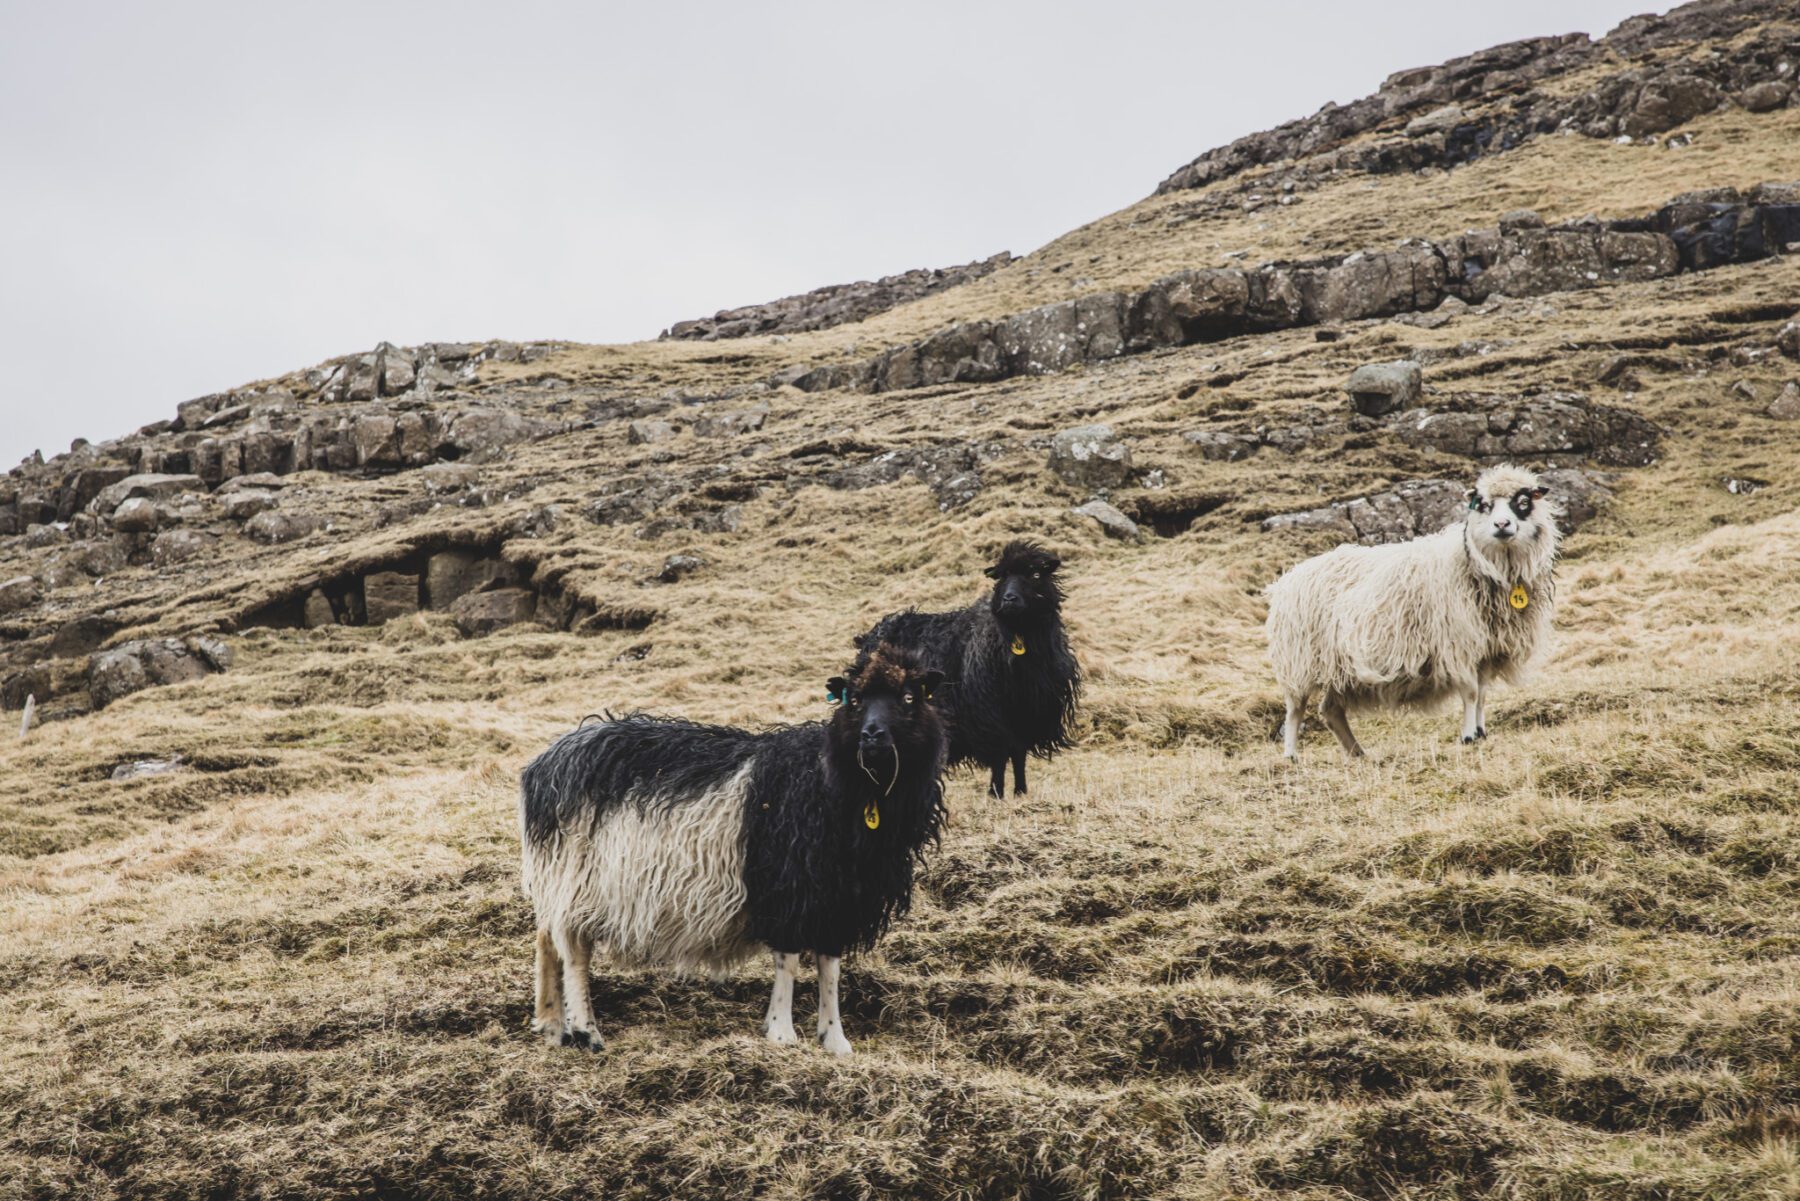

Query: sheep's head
[825,642,946,781]
[1464,465,1557,558]
[984,540,1065,625]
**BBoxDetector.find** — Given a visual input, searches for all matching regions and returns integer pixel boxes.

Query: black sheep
[518,642,948,1054]
[853,540,1080,798]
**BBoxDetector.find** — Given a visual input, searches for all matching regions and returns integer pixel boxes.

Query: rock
[1498,209,1545,233]
[91,473,206,514]
[419,463,482,493]
[363,571,421,624]
[51,614,123,657]
[24,523,67,548]
[1391,393,1661,466]
[88,638,224,709]
[1183,430,1260,461]
[1538,468,1613,530]
[244,510,321,544]
[1073,499,1140,542]
[627,419,677,445]
[151,529,214,567]
[199,404,251,430]
[425,551,517,609]
[221,490,277,521]
[450,588,537,637]
[217,472,289,493]
[1777,320,1799,360]
[1404,104,1465,137]
[693,404,769,438]
[112,756,186,781]
[448,408,548,459]
[657,554,704,583]
[1263,471,1611,543]
[1768,382,1800,421]
[0,575,42,614]
[1621,74,1724,138]
[110,498,159,532]
[1739,81,1792,113]
[304,589,337,628]
[1346,361,1423,416]
[1048,425,1134,489]
[379,345,416,395]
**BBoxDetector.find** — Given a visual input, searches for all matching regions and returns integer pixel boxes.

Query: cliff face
[4,2,1800,1197]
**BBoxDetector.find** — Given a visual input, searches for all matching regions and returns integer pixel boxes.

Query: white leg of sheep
[763,950,799,1045]
[533,927,564,1044]
[1475,674,1490,740]
[553,926,600,1049]
[815,954,852,1056]
[1281,693,1306,760]
[1459,682,1482,745]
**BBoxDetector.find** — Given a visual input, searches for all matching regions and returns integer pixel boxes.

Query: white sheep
[1265,464,1559,758]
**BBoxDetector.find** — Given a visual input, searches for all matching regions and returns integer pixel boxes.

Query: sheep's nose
[1000,591,1025,609]
[860,720,889,746]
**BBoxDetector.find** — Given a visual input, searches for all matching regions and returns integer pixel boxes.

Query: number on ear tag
[863,801,880,830]
[1509,585,1530,610]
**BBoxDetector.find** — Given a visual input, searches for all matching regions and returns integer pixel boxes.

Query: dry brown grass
[5,79,1800,1201]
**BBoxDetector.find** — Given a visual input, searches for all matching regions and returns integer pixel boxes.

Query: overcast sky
[1,0,1663,468]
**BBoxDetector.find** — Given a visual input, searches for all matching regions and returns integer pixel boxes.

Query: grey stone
[1346,361,1423,416]
[88,638,221,709]
[1768,382,1800,421]
[627,419,677,445]
[112,756,186,781]
[24,523,66,548]
[1073,499,1140,542]
[1048,425,1134,489]
[1622,74,1724,138]
[0,575,41,615]
[110,498,159,532]
[1391,393,1661,466]
[657,554,704,583]
[693,404,769,438]
[244,510,321,544]
[151,529,214,567]
[1498,209,1545,233]
[1404,104,1465,136]
[221,489,277,521]
[1777,320,1799,360]
[1739,81,1792,113]
[216,472,289,492]
[450,587,537,637]
[363,571,420,624]
[425,551,517,609]
[91,473,206,513]
[379,345,416,394]
[1182,430,1260,461]
[304,589,337,628]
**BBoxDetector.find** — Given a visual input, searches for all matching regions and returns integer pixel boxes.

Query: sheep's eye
[1032,571,1042,580]
[903,691,915,706]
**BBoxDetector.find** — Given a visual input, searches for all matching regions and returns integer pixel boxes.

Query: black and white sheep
[853,540,1081,797]
[518,643,947,1054]
[1265,464,1559,758]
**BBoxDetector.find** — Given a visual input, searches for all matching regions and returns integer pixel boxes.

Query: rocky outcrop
[1155,0,1796,194]
[1048,426,1135,490]
[1391,393,1661,466]
[88,636,233,710]
[1347,361,1423,416]
[663,253,1012,341]
[1261,468,1612,544]
[787,183,1799,397]
[1072,499,1141,542]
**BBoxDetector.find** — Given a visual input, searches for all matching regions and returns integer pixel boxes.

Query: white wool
[521,760,757,978]
[1265,464,1559,752]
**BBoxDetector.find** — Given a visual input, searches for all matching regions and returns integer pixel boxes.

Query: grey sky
[1,0,1663,468]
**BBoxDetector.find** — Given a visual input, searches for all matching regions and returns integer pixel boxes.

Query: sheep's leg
[1320,693,1365,759]
[1011,751,1028,796]
[1282,693,1306,760]
[987,761,1006,799]
[552,926,600,1050]
[763,950,799,1045]
[533,927,564,1045]
[1458,683,1482,745]
[815,954,852,1056]
[1475,675,1489,740]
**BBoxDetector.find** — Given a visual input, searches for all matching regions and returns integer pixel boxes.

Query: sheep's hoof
[1459,734,1480,746]
[1476,726,1487,740]
[560,1028,602,1052]
[763,1021,799,1046]
[819,1030,853,1057]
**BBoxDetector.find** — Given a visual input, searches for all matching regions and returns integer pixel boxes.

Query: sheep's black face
[984,540,1064,626]
[826,644,946,781]
[1465,476,1551,552]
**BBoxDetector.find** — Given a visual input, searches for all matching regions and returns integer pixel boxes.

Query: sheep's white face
[1465,481,1550,554]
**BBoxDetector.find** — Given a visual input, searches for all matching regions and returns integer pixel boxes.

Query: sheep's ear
[1465,488,1480,510]
[1042,554,1062,573]
[825,677,849,704]
[915,670,946,700]
[983,565,1001,580]
[1530,486,1549,499]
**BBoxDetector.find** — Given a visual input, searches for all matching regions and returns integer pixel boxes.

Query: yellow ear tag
[1509,585,1530,610]
[863,801,880,830]
[1010,635,1027,656]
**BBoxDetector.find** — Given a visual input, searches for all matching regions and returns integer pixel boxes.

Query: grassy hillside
[5,6,1800,1199]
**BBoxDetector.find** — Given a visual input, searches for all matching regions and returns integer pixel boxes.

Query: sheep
[852,540,1081,798]
[518,642,947,1055]
[1265,464,1559,759]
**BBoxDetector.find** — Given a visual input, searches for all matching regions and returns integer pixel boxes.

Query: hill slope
[4,1,1800,1197]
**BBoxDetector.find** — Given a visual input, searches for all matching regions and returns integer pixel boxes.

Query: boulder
[0,575,42,615]
[424,551,517,609]
[304,589,337,628]
[91,473,206,513]
[52,614,124,657]
[221,490,277,521]
[110,498,159,532]
[450,588,538,637]
[363,571,421,624]
[657,554,704,583]
[1404,104,1464,137]
[1391,393,1661,466]
[627,419,677,445]
[244,510,321,544]
[1182,430,1260,462]
[1621,74,1724,137]
[692,404,769,438]
[379,345,416,394]
[1072,499,1141,542]
[151,529,214,567]
[1777,319,1799,360]
[1346,361,1423,416]
[1768,382,1800,421]
[24,523,67,548]
[1497,209,1545,233]
[1738,81,1791,114]
[88,637,225,709]
[1048,425,1134,489]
